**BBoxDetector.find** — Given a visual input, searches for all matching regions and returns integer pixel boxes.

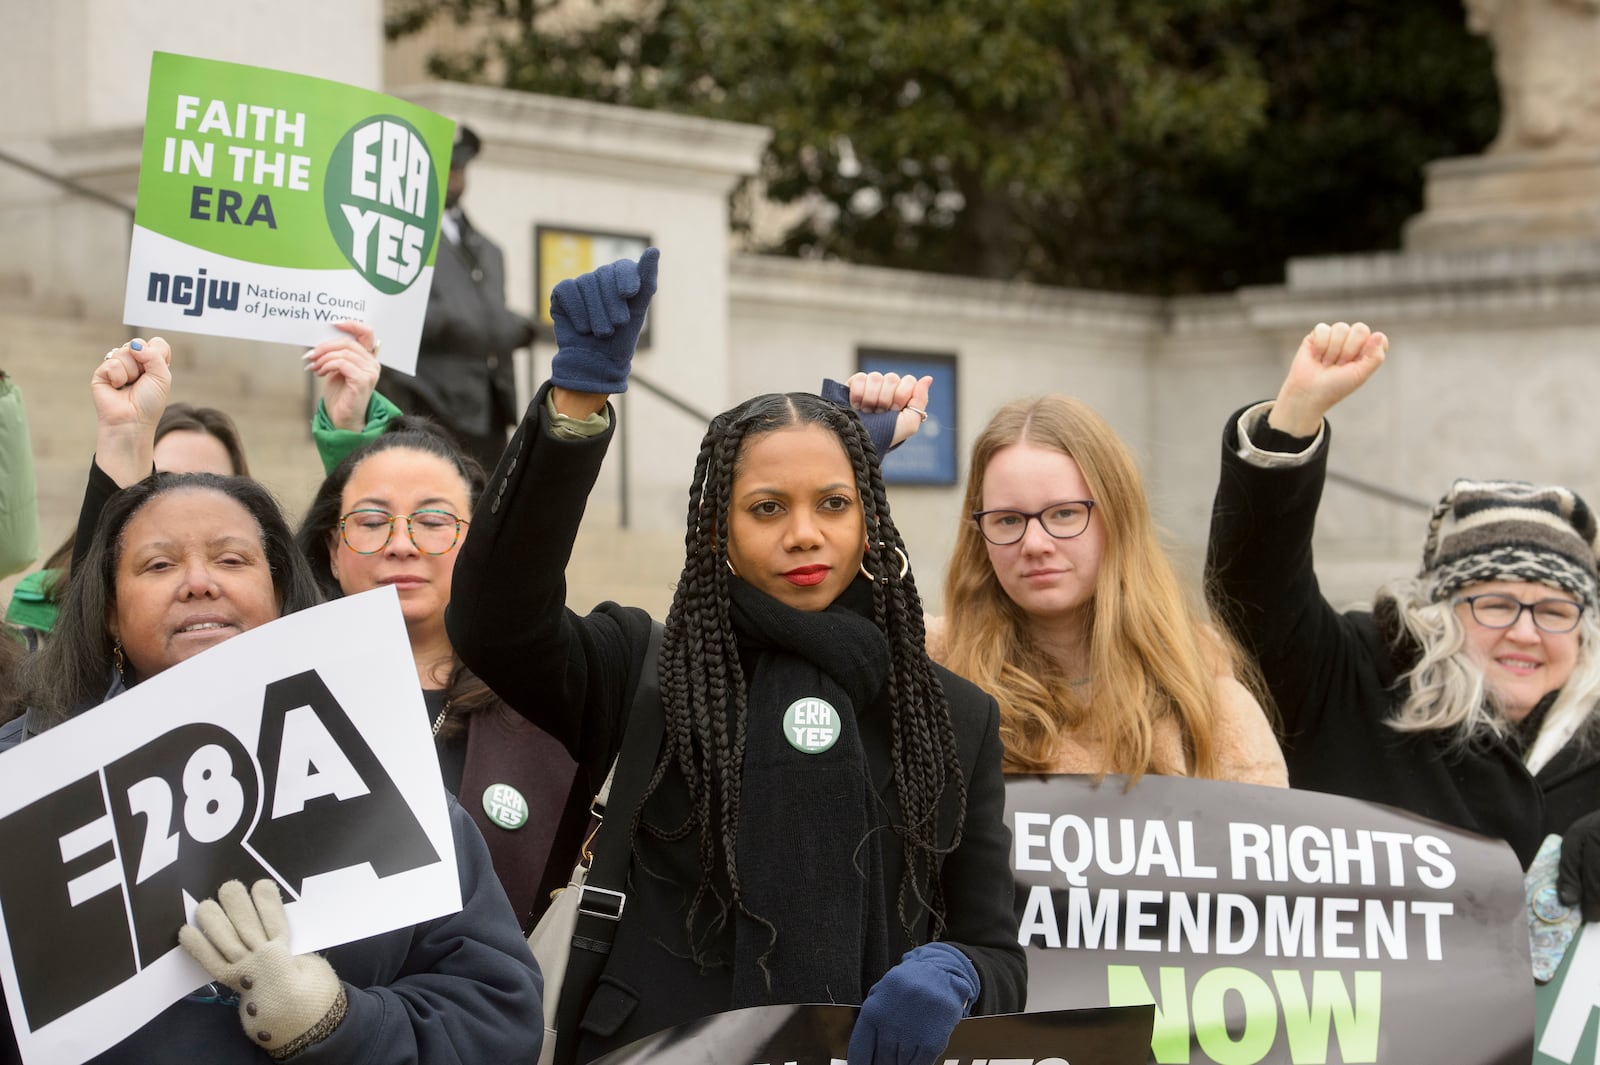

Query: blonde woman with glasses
[930,393,1284,785]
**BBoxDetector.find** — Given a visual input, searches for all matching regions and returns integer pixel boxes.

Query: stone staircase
[0,276,685,621]
[0,281,321,596]
[563,503,683,621]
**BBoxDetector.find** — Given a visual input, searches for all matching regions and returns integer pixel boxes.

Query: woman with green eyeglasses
[295,416,586,932]
[1207,322,1600,909]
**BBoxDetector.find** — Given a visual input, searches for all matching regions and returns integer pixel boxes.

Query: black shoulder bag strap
[551,620,664,1065]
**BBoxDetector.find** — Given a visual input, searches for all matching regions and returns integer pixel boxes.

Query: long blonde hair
[942,395,1255,777]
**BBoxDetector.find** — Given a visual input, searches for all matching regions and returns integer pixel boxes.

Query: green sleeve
[312,391,405,475]
[0,376,39,579]
[543,391,611,440]
[4,567,59,634]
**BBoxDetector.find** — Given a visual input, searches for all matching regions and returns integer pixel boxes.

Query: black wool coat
[446,385,1027,1064]
[1205,405,1600,870]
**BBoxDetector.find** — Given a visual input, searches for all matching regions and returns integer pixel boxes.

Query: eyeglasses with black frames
[971,500,1096,547]
[338,509,469,556]
[1455,593,1584,634]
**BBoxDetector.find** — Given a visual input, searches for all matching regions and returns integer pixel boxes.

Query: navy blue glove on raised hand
[822,378,900,458]
[549,247,660,394]
[848,942,978,1065]
[1559,809,1600,922]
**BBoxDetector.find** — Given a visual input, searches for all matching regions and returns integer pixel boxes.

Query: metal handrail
[616,371,715,528]
[0,147,134,217]
[629,371,714,426]
[1326,469,1432,512]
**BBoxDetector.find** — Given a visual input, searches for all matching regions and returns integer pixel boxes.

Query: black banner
[1008,775,1532,1065]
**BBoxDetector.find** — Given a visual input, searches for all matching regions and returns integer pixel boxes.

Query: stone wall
[731,242,1600,612]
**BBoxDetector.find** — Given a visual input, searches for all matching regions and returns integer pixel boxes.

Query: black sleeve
[1203,404,1369,744]
[1244,408,1319,455]
[939,688,1028,1015]
[445,383,655,791]
[304,801,544,1065]
[71,459,142,571]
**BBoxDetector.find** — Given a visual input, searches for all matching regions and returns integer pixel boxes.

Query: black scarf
[1507,690,1561,757]
[727,576,894,1006]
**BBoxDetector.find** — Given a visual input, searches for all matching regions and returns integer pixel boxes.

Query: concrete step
[18,388,312,436]
[7,344,311,400]
[564,506,684,620]
[5,301,323,586]
[0,274,82,319]
[0,272,30,300]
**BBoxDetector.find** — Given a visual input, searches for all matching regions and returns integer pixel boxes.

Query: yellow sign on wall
[534,226,653,349]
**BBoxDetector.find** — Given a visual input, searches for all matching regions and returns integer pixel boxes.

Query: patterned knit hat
[1421,479,1600,608]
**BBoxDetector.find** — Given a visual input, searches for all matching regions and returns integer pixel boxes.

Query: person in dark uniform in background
[379,126,536,474]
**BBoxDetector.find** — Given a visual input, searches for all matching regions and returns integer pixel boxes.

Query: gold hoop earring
[859,544,911,582]
[727,558,739,578]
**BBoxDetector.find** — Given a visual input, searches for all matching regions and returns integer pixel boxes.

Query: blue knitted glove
[821,378,899,458]
[549,247,660,394]
[848,943,978,1065]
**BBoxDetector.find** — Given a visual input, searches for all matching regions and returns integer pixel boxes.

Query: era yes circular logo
[323,115,440,294]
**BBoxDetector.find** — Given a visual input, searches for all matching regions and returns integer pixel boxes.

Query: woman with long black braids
[447,250,1025,1065]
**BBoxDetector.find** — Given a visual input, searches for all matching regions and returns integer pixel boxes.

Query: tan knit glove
[179,879,347,1060]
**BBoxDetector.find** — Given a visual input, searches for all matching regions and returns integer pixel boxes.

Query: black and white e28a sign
[0,589,457,1065]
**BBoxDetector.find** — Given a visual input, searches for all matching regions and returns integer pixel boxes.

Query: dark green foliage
[389,0,1498,293]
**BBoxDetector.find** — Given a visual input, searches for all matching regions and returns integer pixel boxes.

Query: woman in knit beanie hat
[1395,478,1600,740]
[1206,322,1600,916]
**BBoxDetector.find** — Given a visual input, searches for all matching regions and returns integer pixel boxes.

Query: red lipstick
[783,565,830,587]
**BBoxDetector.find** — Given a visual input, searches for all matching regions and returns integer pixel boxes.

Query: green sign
[1536,924,1600,1063]
[322,114,442,294]
[124,52,455,372]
